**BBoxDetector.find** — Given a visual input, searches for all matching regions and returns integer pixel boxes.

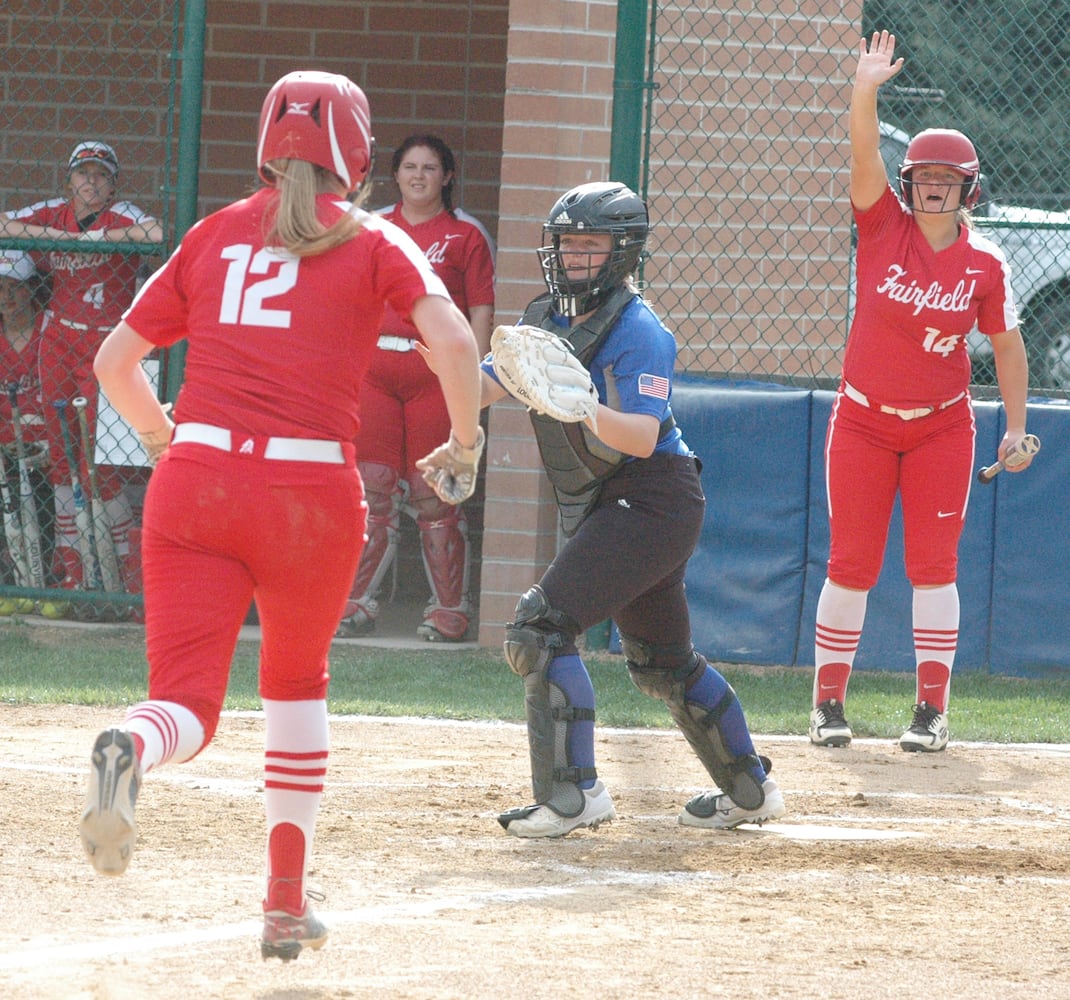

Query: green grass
[3,619,1070,743]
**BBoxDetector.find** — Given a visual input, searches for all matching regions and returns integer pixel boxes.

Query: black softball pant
[538,451,705,653]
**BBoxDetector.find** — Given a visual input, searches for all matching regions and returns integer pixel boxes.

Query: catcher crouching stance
[478,182,785,836]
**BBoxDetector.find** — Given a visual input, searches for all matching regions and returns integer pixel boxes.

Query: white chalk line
[0,877,653,972]
[26,852,1070,974]
[7,757,1070,824]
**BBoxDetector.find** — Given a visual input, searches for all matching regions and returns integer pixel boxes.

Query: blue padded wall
[672,379,811,665]
[672,380,1062,676]
[989,400,1070,675]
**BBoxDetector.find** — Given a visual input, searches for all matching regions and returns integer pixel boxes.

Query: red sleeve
[462,227,495,309]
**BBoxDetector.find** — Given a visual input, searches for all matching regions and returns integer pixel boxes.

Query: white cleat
[809,698,853,747]
[500,780,617,838]
[80,728,141,875]
[679,778,786,830]
[899,702,949,752]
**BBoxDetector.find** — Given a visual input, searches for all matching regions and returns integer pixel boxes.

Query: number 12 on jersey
[218,244,298,328]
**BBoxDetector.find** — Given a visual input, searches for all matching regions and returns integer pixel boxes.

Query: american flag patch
[637,373,669,399]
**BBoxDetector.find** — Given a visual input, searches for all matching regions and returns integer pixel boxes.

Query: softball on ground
[0,597,34,615]
[38,601,70,620]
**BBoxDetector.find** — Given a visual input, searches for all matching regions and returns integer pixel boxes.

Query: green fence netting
[0,3,180,619]
[641,0,1070,397]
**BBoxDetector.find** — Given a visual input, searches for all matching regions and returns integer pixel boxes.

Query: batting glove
[139,416,175,467]
[415,427,485,504]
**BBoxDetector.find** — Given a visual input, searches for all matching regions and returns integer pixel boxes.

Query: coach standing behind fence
[808,32,1032,754]
[0,142,162,593]
[78,71,484,962]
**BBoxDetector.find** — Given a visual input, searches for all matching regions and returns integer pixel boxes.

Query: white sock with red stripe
[122,700,206,773]
[104,494,134,555]
[263,698,329,915]
[913,584,958,712]
[813,579,868,707]
[53,484,79,547]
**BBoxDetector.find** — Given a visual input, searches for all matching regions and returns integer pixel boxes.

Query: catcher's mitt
[490,325,599,429]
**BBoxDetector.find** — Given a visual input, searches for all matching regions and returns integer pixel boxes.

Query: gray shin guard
[500,586,592,824]
[626,643,766,811]
[521,667,594,817]
[669,695,766,811]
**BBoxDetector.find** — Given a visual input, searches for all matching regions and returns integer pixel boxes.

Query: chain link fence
[3,1,1068,621]
[0,4,178,619]
[641,0,1070,398]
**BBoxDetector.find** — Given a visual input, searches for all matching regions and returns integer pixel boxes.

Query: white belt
[843,382,966,421]
[58,317,112,332]
[377,335,419,352]
[171,423,346,463]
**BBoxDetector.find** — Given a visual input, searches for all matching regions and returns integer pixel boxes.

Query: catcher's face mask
[538,232,625,317]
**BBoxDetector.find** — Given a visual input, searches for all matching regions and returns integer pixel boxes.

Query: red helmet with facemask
[898,128,981,210]
[256,71,374,194]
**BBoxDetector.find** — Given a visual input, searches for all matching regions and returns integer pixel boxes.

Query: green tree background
[864,0,1070,208]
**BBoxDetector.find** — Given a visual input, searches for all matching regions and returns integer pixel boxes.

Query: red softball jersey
[844,186,1019,409]
[374,204,495,338]
[9,198,155,328]
[0,311,49,447]
[122,188,451,442]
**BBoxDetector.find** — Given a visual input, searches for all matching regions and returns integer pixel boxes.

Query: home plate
[763,823,919,841]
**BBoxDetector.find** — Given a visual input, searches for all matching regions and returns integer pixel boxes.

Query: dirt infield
[3,701,1070,1000]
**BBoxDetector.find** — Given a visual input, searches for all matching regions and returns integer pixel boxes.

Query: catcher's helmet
[256,71,374,193]
[538,181,649,316]
[898,128,981,211]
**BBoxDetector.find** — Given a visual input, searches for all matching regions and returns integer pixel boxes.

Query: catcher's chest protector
[520,287,637,537]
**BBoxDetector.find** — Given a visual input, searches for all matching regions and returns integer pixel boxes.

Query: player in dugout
[0,141,162,595]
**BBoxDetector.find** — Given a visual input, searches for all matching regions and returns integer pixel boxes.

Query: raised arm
[850,31,904,212]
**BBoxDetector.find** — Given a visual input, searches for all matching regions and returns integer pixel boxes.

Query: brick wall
[0,2,175,226]
[0,1,507,243]
[476,0,620,643]
[199,1,508,231]
[0,0,864,651]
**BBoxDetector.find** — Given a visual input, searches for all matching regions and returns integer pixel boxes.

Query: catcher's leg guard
[410,479,470,641]
[500,586,593,821]
[338,463,401,635]
[624,635,768,811]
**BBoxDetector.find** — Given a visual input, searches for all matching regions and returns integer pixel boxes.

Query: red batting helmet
[899,128,982,210]
[256,71,373,193]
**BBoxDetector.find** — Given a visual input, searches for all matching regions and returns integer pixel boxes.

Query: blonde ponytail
[261,159,368,257]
